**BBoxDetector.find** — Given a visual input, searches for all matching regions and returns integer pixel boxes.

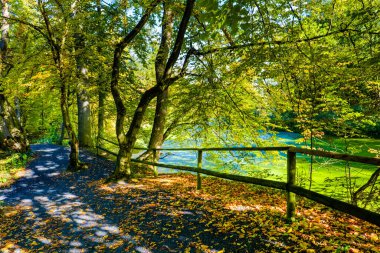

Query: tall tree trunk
[146,87,169,174]
[57,122,64,145]
[97,80,106,139]
[0,0,29,152]
[75,21,92,147]
[139,88,169,161]
[96,0,105,141]
[76,56,92,148]
[110,0,162,179]
[145,2,173,162]
[77,88,92,147]
[38,0,83,170]
[60,74,81,171]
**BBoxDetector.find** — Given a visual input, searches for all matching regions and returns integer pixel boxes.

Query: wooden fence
[96,136,380,226]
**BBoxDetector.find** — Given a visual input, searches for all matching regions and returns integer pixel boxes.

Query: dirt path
[0,144,146,252]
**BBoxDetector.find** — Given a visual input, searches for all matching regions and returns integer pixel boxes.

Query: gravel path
[0,144,150,252]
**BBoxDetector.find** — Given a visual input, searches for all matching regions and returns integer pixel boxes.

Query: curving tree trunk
[114,86,161,178]
[111,0,195,180]
[110,0,163,180]
[142,2,173,165]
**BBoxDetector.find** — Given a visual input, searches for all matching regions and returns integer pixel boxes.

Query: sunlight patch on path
[0,144,141,252]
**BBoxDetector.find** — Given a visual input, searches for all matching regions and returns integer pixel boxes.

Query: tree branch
[163,0,195,77]
[1,15,48,41]
[352,167,380,205]
[194,28,355,56]
[117,0,162,51]
[38,0,61,63]
[111,0,162,116]
[178,47,195,77]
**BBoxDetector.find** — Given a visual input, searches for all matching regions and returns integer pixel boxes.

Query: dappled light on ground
[90,174,380,252]
[0,145,140,252]
[0,144,379,252]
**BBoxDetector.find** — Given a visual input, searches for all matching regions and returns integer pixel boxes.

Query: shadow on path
[0,144,150,252]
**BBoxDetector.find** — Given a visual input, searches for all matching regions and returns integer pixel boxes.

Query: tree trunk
[77,83,92,147]
[147,86,168,160]
[57,122,64,145]
[137,88,169,161]
[14,97,21,122]
[0,95,29,152]
[96,0,105,141]
[110,0,162,180]
[0,0,29,152]
[144,2,173,162]
[75,29,92,147]
[0,119,9,148]
[110,0,194,180]
[37,0,83,169]
[97,80,106,140]
[60,79,81,171]
[112,86,160,179]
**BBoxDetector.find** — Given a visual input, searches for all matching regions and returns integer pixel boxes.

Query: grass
[195,135,380,211]
[92,134,380,210]
[267,135,380,211]
[0,150,29,188]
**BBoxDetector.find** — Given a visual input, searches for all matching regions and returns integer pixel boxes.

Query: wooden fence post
[197,150,203,190]
[286,150,297,221]
[152,149,158,177]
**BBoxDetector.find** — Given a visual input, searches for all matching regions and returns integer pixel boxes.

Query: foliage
[1,0,378,150]
[0,150,30,187]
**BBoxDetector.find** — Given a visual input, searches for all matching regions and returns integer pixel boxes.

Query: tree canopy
[0,0,378,178]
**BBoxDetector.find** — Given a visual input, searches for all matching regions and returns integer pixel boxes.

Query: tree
[110,0,195,179]
[74,8,92,148]
[32,0,86,170]
[0,0,29,152]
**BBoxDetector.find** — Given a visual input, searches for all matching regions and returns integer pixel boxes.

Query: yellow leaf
[370,233,378,242]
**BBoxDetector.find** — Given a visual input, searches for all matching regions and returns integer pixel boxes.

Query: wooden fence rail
[96,138,380,227]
